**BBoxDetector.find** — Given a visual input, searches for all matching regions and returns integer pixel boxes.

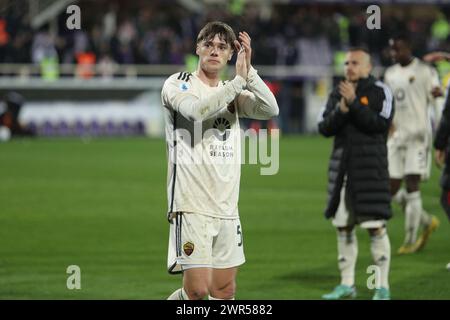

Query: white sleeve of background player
[383,69,393,90]
[427,65,444,123]
[162,74,247,122]
[236,67,279,120]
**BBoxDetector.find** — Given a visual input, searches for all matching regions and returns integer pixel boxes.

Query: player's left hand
[339,81,356,105]
[239,31,252,69]
[423,51,450,63]
[234,41,248,80]
[388,123,396,138]
[431,86,443,98]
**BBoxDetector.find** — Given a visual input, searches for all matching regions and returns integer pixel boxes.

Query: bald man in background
[318,48,395,300]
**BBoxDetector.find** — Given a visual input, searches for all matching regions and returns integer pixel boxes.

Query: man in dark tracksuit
[433,83,450,270]
[318,48,394,300]
[434,85,450,220]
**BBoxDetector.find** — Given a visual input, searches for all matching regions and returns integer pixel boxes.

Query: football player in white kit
[384,35,441,254]
[162,22,279,300]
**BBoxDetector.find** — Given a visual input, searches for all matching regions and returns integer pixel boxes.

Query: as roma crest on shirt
[183,242,194,256]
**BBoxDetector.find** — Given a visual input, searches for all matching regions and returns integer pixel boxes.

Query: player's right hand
[435,149,446,169]
[234,40,248,80]
[339,81,356,106]
[339,97,349,113]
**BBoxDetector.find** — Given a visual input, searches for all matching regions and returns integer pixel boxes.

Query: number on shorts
[237,225,243,247]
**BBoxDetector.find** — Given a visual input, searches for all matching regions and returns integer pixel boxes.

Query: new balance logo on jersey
[213,118,231,141]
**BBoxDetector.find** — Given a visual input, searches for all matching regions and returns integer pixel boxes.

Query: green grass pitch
[0,136,449,299]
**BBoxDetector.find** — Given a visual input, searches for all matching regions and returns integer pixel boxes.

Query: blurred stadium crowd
[1,0,450,68]
[1,0,450,136]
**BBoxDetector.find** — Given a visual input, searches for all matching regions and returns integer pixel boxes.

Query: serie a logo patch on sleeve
[180,82,190,92]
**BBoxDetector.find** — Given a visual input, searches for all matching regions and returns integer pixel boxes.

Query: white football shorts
[167,212,245,274]
[388,139,431,180]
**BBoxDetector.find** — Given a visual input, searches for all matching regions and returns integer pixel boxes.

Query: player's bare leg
[167,267,211,300]
[390,178,402,196]
[182,267,212,300]
[405,174,421,193]
[368,227,391,300]
[208,267,238,300]
[323,226,357,300]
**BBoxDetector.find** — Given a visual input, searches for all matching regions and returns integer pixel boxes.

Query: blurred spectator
[289,82,306,133]
[103,3,118,42]
[0,92,34,137]
[31,27,57,64]
[98,52,117,79]
[0,18,10,61]
[76,51,96,79]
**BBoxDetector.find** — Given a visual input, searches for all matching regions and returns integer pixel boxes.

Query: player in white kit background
[384,34,442,254]
[161,21,279,300]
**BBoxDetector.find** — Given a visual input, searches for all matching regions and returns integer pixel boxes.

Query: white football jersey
[161,68,278,219]
[384,58,441,145]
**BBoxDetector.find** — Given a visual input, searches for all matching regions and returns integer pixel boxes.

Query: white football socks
[370,228,391,289]
[405,191,422,244]
[395,188,431,241]
[168,288,236,300]
[208,295,235,300]
[420,209,432,227]
[167,287,190,300]
[392,188,406,207]
[337,229,358,287]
